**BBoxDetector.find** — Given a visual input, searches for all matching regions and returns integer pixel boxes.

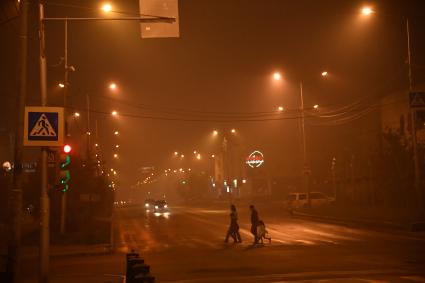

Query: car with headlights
[144,198,156,211]
[284,191,335,210]
[153,199,168,213]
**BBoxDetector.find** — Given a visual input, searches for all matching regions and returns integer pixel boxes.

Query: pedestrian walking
[224,204,242,243]
[249,204,259,244]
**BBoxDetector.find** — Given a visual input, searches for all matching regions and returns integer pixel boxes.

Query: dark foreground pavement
[19,204,425,282]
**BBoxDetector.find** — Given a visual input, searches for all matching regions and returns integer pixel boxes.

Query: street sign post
[409,92,425,108]
[24,106,64,147]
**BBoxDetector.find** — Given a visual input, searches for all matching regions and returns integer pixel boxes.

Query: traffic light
[58,144,72,192]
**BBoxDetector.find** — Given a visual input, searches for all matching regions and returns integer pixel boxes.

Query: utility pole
[299,82,311,207]
[406,18,423,212]
[39,3,50,283]
[60,19,68,235]
[86,93,91,159]
[7,1,28,282]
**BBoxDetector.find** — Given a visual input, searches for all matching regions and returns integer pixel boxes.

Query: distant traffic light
[58,144,72,192]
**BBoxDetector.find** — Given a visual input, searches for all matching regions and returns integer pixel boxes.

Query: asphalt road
[21,203,425,282]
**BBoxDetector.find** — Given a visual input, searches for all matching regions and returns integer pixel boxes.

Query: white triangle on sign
[411,93,425,107]
[30,113,57,137]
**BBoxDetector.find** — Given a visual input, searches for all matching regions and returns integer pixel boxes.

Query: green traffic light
[60,155,71,169]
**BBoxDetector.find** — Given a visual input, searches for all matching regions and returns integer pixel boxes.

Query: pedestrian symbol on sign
[409,92,425,108]
[30,114,57,137]
[24,106,64,146]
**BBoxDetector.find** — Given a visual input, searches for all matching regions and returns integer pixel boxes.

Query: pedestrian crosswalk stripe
[29,113,57,137]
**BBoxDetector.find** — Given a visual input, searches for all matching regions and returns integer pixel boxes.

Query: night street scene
[1,0,425,282]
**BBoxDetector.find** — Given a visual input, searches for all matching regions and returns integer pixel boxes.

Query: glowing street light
[109,82,117,90]
[273,72,281,81]
[74,112,80,117]
[196,153,201,160]
[114,131,119,135]
[321,71,328,77]
[101,3,112,13]
[180,154,184,158]
[58,83,65,88]
[213,130,218,136]
[95,143,99,147]
[361,6,373,16]
[115,144,120,148]
[193,150,197,154]
[231,129,236,134]
[211,154,215,158]
[313,104,319,109]
[113,153,118,158]
[174,151,178,156]
[278,106,284,112]
[112,110,118,116]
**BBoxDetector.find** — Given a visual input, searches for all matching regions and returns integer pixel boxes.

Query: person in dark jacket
[249,204,259,244]
[224,204,242,243]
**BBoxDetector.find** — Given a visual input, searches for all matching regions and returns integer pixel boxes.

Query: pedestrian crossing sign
[24,106,64,146]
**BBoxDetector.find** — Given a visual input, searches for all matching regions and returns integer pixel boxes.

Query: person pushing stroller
[256,220,271,244]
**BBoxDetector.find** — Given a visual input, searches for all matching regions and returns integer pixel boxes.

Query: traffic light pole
[39,3,50,283]
[60,19,68,235]
[36,9,175,281]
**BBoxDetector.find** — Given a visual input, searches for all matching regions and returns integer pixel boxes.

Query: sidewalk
[18,243,114,258]
[292,204,425,232]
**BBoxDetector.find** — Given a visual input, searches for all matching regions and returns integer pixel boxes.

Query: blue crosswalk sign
[24,107,64,146]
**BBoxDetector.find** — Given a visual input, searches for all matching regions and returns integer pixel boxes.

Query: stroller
[256,220,271,244]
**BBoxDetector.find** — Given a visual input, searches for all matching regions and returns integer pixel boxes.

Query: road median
[291,205,425,232]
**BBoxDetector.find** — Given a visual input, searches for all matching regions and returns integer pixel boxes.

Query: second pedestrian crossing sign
[24,106,64,146]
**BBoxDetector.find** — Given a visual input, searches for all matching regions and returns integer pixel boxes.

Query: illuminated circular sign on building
[246,151,264,168]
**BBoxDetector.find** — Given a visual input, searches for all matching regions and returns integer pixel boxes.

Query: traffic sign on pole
[409,92,425,108]
[24,106,64,146]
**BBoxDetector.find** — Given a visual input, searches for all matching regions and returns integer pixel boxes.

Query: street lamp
[112,110,118,116]
[272,70,327,206]
[213,130,218,136]
[115,144,119,148]
[361,6,373,16]
[278,106,284,112]
[114,131,119,135]
[113,153,118,158]
[109,82,117,90]
[273,72,281,81]
[196,153,201,160]
[231,129,236,134]
[74,112,80,117]
[101,3,112,13]
[174,151,178,156]
[58,83,65,88]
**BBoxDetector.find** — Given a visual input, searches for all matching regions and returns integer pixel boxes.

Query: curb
[51,244,114,257]
[291,210,411,231]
